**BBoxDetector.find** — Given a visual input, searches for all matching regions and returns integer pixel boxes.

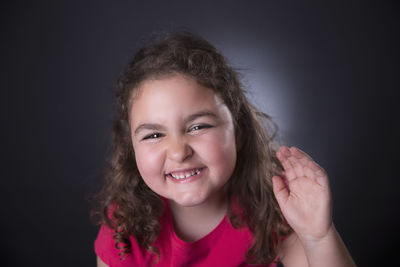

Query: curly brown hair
[95,31,291,265]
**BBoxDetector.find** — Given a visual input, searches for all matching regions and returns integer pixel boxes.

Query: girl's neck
[169,191,228,243]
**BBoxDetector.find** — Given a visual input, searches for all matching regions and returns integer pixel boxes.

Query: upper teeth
[170,169,201,179]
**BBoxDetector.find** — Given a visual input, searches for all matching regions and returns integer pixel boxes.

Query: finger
[287,148,305,178]
[272,175,289,206]
[307,159,326,176]
[290,146,324,180]
[289,146,316,180]
[290,146,314,166]
[307,160,330,188]
[304,165,316,180]
[277,147,296,180]
[276,146,291,170]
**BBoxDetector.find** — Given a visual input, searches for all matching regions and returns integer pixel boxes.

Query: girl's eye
[189,124,212,132]
[143,133,164,140]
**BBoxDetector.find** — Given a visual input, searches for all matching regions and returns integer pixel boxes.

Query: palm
[272,146,332,240]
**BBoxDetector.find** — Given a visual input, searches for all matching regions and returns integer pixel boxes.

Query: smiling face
[129,74,237,207]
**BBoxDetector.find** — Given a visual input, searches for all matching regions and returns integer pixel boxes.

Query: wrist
[296,224,357,267]
[297,223,336,249]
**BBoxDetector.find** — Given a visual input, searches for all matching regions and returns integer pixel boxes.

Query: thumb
[272,175,289,207]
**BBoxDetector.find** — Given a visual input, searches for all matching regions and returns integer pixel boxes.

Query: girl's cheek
[194,131,236,161]
[135,145,165,176]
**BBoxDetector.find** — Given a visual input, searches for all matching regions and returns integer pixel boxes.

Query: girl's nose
[166,137,193,162]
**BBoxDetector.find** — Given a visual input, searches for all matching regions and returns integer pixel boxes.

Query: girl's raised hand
[272,146,333,242]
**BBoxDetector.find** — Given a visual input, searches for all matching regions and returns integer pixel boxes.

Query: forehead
[132,75,220,108]
[129,75,230,124]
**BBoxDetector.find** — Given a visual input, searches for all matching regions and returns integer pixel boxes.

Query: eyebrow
[134,123,165,135]
[134,110,218,135]
[183,110,218,125]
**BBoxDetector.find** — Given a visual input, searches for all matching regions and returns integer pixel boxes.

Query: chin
[171,193,208,207]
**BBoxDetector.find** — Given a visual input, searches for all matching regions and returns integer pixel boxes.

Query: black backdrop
[1,1,398,266]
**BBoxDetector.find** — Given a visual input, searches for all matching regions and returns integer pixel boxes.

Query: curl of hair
[95,31,291,265]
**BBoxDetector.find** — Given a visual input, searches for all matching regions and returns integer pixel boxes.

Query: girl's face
[130,74,237,207]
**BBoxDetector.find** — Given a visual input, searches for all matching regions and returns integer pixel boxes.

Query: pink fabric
[95,203,278,267]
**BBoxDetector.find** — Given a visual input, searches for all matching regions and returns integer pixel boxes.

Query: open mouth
[167,167,205,180]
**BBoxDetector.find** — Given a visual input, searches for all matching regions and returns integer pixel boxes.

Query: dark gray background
[1,1,398,266]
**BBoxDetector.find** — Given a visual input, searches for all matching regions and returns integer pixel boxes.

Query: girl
[94,32,356,267]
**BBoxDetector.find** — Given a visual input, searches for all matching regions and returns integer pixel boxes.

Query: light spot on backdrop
[212,38,296,142]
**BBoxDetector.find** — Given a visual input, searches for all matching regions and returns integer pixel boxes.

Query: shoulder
[94,224,119,266]
[278,232,308,267]
[94,202,170,266]
[94,224,139,266]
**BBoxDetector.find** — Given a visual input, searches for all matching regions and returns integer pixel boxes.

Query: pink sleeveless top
[95,202,278,267]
